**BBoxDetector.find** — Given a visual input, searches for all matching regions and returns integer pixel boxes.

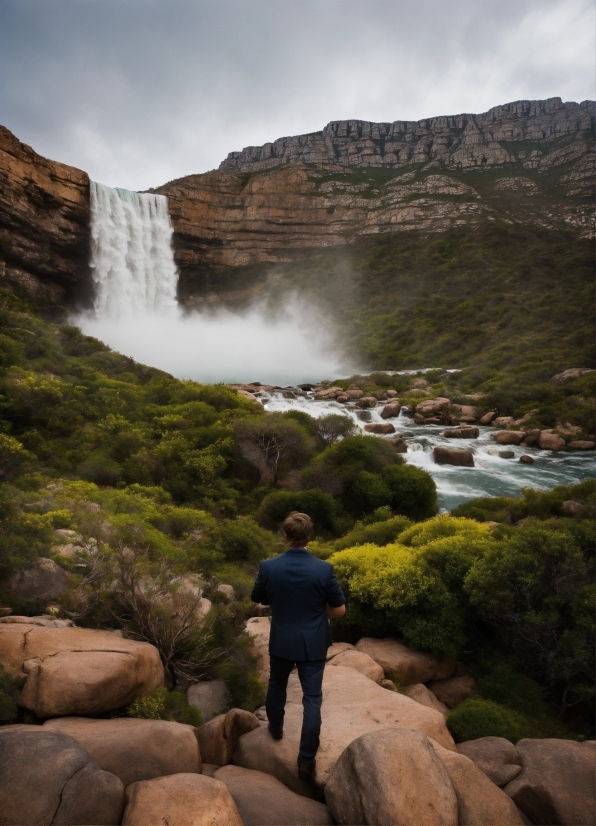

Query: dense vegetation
[0,284,593,740]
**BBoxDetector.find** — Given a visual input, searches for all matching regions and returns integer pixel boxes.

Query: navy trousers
[266,654,325,764]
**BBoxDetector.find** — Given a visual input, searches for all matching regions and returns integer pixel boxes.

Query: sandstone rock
[561,500,585,518]
[217,583,235,600]
[122,773,243,826]
[416,398,450,417]
[355,637,455,686]
[0,614,74,627]
[325,728,458,826]
[357,396,377,408]
[380,401,402,418]
[202,763,220,777]
[495,431,525,445]
[522,428,541,445]
[329,649,384,683]
[567,440,595,449]
[403,683,449,716]
[504,738,596,826]
[233,665,456,790]
[444,426,479,439]
[381,678,398,691]
[345,389,363,399]
[364,422,396,434]
[551,367,596,382]
[8,557,68,601]
[197,707,261,765]
[392,437,407,453]
[0,623,164,715]
[538,430,566,451]
[499,450,515,458]
[325,641,354,660]
[43,717,201,787]
[494,416,515,427]
[433,446,474,467]
[457,737,522,787]
[0,729,124,826]
[519,455,534,464]
[214,765,332,825]
[431,740,524,825]
[336,393,348,402]
[188,679,231,722]
[244,616,270,683]
[428,676,477,708]
[480,411,496,424]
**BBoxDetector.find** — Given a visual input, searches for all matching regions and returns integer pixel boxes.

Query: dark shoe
[268,724,283,740]
[297,759,316,780]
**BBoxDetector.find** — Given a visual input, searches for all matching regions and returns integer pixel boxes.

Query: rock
[403,683,449,716]
[381,678,398,691]
[217,583,235,600]
[416,398,451,418]
[325,728,458,826]
[386,389,398,398]
[202,763,220,777]
[329,649,385,683]
[336,393,348,402]
[494,416,515,428]
[197,707,261,765]
[364,422,396,434]
[480,411,497,424]
[551,367,596,382]
[0,729,124,826]
[357,396,377,408]
[495,431,525,445]
[431,740,524,825]
[567,440,595,449]
[499,450,515,459]
[411,378,431,390]
[428,676,477,708]
[122,773,243,826]
[504,738,596,826]
[561,500,585,517]
[43,717,201,787]
[244,616,271,683]
[522,428,540,445]
[0,614,74,627]
[457,737,522,787]
[325,641,354,660]
[188,680,231,722]
[7,557,68,601]
[391,435,408,453]
[380,401,402,419]
[214,765,332,825]
[233,665,456,790]
[355,637,455,686]
[345,389,363,399]
[0,623,164,715]
[519,455,534,464]
[444,426,479,439]
[538,430,566,451]
[433,446,474,467]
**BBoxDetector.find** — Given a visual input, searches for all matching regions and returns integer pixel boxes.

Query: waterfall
[89,181,179,318]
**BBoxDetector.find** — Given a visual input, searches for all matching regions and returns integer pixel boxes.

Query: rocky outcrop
[7,557,68,601]
[457,737,523,787]
[196,708,261,766]
[354,637,455,686]
[187,679,231,722]
[0,125,91,305]
[433,446,475,467]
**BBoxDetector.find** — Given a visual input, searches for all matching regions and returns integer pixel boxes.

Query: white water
[78,184,346,383]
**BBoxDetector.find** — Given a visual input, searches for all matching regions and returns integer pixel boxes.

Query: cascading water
[89,181,179,318]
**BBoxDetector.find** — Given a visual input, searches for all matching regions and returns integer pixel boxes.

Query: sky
[1,0,594,191]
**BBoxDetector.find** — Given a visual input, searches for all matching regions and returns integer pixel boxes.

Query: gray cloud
[1,0,593,189]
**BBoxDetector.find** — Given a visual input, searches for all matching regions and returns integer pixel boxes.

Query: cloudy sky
[1,0,594,190]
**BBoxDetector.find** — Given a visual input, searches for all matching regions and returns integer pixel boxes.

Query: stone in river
[364,423,396,434]
[433,447,474,467]
[519,455,534,464]
[498,450,515,459]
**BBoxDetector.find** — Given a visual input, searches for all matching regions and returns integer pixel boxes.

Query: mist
[75,297,351,386]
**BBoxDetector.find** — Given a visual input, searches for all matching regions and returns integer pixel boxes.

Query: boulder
[403,683,449,715]
[345,389,363,399]
[457,737,522,787]
[519,455,534,464]
[336,393,348,402]
[479,411,496,424]
[522,428,540,445]
[214,765,332,825]
[233,666,456,790]
[416,398,450,418]
[355,637,455,686]
[494,416,515,428]
[391,435,408,453]
[7,557,68,601]
[567,440,595,450]
[0,729,124,826]
[561,500,585,518]
[433,446,474,467]
[217,583,235,600]
[325,641,354,660]
[428,676,477,708]
[197,707,261,765]
[444,427,479,439]
[364,422,396,434]
[0,623,164,716]
[499,450,515,459]
[551,367,596,382]
[538,431,566,451]
[495,430,525,445]
[122,773,243,826]
[188,679,231,722]
[450,404,478,422]
[357,396,377,409]
[380,401,402,419]
[244,616,271,683]
[504,738,596,826]
[381,678,398,691]
[0,614,74,627]
[329,649,384,683]
[431,740,524,825]
[325,728,458,826]
[43,717,201,787]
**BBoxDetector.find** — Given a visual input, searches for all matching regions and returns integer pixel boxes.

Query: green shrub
[0,664,23,724]
[127,687,201,726]
[257,488,337,533]
[380,464,437,521]
[447,698,538,743]
[333,514,413,550]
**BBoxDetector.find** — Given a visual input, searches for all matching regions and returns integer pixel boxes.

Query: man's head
[283,511,313,547]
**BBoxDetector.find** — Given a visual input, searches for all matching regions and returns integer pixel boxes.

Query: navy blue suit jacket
[251,548,346,662]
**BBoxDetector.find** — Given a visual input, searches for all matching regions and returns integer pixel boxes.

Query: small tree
[317,414,357,445]
[233,414,313,484]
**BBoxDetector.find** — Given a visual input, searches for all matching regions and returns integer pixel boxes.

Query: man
[251,511,346,780]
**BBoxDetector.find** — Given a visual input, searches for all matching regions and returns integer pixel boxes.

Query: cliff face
[0,126,90,306]
[157,98,594,302]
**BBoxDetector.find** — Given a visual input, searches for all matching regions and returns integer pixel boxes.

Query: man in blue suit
[251,511,346,779]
